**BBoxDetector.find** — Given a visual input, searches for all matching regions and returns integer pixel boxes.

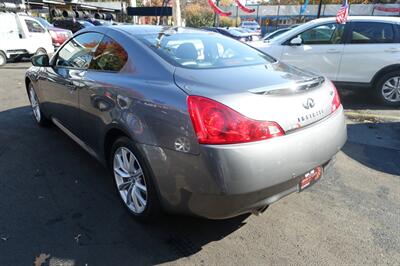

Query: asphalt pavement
[0,62,399,266]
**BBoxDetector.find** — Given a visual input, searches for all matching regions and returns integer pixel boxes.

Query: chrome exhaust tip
[252,205,269,216]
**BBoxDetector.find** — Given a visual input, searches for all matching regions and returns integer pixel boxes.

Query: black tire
[35,48,47,56]
[0,51,6,67]
[62,10,75,18]
[28,83,51,127]
[110,137,161,222]
[51,9,62,18]
[374,71,400,107]
[12,54,26,62]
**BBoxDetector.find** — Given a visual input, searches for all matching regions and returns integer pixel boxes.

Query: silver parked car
[25,26,347,220]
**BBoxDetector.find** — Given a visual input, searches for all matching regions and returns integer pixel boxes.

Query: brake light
[49,30,57,39]
[331,83,341,113]
[49,30,69,45]
[187,96,284,145]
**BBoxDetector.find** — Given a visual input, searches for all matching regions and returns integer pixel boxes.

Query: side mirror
[289,36,302,46]
[31,54,50,67]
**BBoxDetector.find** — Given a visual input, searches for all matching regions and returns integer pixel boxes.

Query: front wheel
[0,51,6,67]
[110,137,161,222]
[28,84,50,126]
[374,71,400,107]
[35,48,47,56]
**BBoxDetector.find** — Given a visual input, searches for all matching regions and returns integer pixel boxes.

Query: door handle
[327,49,340,54]
[66,82,77,90]
[385,48,400,53]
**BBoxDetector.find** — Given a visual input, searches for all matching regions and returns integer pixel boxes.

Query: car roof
[113,25,207,36]
[310,16,400,24]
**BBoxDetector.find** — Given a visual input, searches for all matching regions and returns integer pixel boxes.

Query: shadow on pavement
[339,89,400,111]
[0,106,248,266]
[343,122,400,176]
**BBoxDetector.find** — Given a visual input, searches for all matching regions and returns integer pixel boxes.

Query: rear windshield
[137,31,274,69]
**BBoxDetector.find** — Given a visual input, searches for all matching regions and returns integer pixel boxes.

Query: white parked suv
[252,16,400,106]
[0,12,53,66]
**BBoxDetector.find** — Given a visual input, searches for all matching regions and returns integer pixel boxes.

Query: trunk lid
[174,62,336,132]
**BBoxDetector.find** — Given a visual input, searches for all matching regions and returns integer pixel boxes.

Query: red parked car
[35,17,72,50]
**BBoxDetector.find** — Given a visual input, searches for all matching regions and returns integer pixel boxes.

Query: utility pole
[235,5,239,27]
[172,0,182,26]
[276,2,280,30]
[213,0,220,27]
[317,0,323,18]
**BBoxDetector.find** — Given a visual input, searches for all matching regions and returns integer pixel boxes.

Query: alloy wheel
[382,76,400,103]
[0,53,5,66]
[35,48,46,56]
[29,86,41,122]
[113,147,148,214]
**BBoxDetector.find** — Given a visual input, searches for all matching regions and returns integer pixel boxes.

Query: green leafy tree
[184,3,214,27]
[219,16,240,27]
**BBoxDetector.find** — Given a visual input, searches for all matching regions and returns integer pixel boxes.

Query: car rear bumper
[140,106,347,219]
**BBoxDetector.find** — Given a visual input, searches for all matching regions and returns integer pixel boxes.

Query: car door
[337,21,400,83]
[280,23,345,81]
[78,34,129,153]
[39,32,103,136]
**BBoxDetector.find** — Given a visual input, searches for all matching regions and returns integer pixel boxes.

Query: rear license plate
[299,166,322,191]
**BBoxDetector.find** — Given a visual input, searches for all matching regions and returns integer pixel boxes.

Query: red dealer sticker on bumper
[300,166,322,191]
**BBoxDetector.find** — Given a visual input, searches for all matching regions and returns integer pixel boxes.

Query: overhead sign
[127,7,172,16]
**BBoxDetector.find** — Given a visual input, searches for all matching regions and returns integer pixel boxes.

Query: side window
[350,22,395,44]
[299,23,344,45]
[25,19,45,33]
[56,32,103,69]
[89,36,128,71]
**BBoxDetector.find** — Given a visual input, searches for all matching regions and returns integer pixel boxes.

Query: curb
[345,111,400,121]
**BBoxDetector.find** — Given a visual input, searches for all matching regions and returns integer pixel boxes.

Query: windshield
[36,17,52,28]
[227,29,243,36]
[263,29,288,40]
[78,20,94,27]
[88,19,102,26]
[138,32,274,69]
[270,21,319,43]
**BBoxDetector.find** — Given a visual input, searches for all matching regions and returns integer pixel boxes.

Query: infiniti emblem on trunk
[303,98,315,109]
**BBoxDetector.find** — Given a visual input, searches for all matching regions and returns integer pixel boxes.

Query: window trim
[52,31,104,71]
[345,21,397,45]
[283,22,346,46]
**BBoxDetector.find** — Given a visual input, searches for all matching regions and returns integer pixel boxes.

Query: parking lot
[0,62,399,265]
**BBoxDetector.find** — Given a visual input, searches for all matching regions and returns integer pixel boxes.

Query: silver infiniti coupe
[25,26,347,220]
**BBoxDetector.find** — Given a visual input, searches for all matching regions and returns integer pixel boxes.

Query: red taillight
[187,96,284,145]
[49,30,68,45]
[331,83,341,113]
